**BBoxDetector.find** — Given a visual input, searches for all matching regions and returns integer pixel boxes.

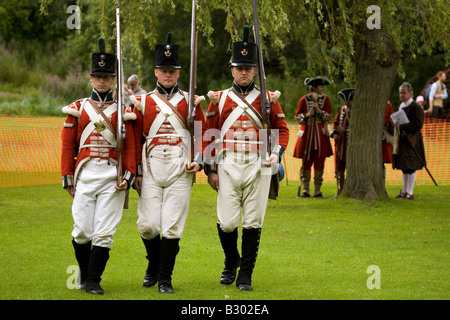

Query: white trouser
[217,152,272,233]
[72,159,126,248]
[137,145,194,240]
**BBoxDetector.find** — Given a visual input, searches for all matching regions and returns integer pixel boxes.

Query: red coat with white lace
[61,92,136,188]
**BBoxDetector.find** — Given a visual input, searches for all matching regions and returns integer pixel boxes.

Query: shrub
[0,42,92,116]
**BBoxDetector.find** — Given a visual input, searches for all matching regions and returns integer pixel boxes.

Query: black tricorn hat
[91,37,116,76]
[230,26,257,67]
[155,32,181,69]
[338,88,356,103]
[304,76,332,87]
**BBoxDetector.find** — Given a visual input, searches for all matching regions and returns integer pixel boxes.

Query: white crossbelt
[79,99,117,150]
[142,91,187,172]
[220,88,263,141]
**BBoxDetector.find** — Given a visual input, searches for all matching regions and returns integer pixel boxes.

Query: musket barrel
[116,8,124,183]
[252,0,271,160]
[187,0,197,166]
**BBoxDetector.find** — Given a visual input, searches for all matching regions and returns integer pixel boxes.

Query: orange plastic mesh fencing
[0,116,63,188]
[284,119,449,187]
[0,115,448,188]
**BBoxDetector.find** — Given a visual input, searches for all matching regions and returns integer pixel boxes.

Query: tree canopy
[37,0,449,73]
[34,1,449,110]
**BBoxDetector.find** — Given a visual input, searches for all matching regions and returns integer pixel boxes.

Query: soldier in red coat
[331,88,355,196]
[293,77,333,198]
[382,101,394,164]
[382,101,394,190]
[204,26,289,291]
[61,38,136,295]
[132,33,206,294]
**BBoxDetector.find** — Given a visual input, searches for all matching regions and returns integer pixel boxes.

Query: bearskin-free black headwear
[90,37,116,76]
[338,88,356,103]
[155,32,181,69]
[230,25,257,68]
[304,76,332,87]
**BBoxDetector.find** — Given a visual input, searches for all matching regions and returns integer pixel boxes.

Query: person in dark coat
[392,82,426,200]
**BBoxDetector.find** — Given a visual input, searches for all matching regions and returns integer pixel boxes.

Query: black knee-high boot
[236,228,261,291]
[142,235,161,287]
[217,223,240,285]
[158,238,180,293]
[72,239,91,289]
[85,245,110,295]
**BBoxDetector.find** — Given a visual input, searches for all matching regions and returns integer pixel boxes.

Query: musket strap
[153,91,187,127]
[226,89,263,127]
[219,89,263,145]
[219,89,260,138]
[80,99,117,149]
[88,98,116,133]
[230,88,264,124]
[141,91,187,172]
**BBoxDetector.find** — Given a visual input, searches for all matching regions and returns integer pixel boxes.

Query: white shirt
[399,98,413,110]
[429,81,448,103]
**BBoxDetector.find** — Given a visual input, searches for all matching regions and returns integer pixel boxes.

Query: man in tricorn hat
[204,26,289,291]
[131,32,206,294]
[331,88,355,196]
[61,38,136,295]
[293,76,333,198]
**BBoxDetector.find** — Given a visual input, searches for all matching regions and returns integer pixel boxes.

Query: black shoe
[85,281,104,295]
[220,268,237,285]
[143,274,158,288]
[158,281,174,294]
[78,281,87,290]
[395,191,406,198]
[301,192,310,198]
[314,193,324,198]
[237,282,252,291]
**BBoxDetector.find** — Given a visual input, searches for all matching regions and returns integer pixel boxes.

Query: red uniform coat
[382,101,394,164]
[293,94,333,159]
[331,105,350,164]
[205,88,289,159]
[132,89,206,173]
[61,95,136,187]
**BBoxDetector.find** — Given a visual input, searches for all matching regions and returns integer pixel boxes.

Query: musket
[251,0,271,162]
[115,7,125,184]
[187,0,198,167]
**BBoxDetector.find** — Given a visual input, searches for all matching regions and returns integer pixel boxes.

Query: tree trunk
[342,23,401,200]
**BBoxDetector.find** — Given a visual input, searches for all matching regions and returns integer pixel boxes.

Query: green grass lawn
[0,182,448,301]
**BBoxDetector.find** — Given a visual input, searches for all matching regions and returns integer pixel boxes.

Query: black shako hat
[155,32,181,69]
[230,25,257,67]
[90,37,116,76]
[304,76,332,87]
[338,88,356,103]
